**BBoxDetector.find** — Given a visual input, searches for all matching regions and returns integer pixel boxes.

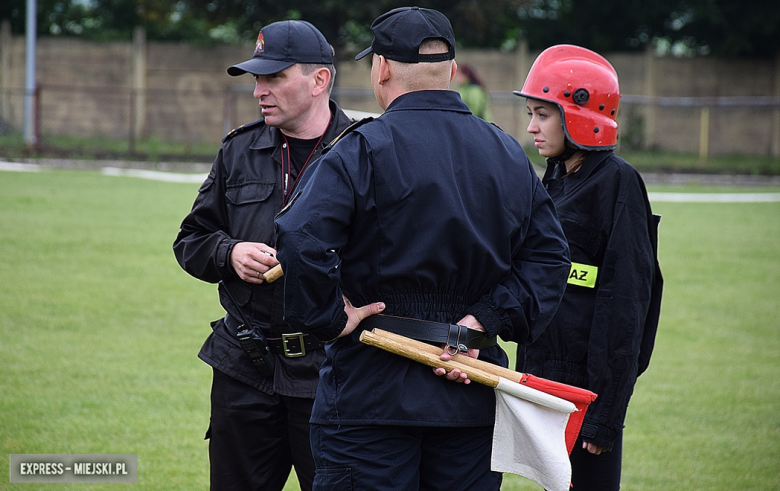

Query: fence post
[699,106,709,163]
[643,46,657,150]
[131,26,146,147]
[33,84,40,150]
[1,20,11,126]
[129,88,136,154]
[772,50,780,158]
[223,86,235,136]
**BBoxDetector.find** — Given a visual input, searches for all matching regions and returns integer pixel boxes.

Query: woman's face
[526,98,566,158]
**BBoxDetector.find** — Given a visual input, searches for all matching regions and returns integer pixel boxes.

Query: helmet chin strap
[545,140,579,165]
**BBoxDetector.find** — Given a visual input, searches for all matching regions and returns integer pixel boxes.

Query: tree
[1,0,191,41]
[673,0,780,57]
[512,0,780,58]
[2,0,778,58]
[141,0,533,52]
[514,0,679,53]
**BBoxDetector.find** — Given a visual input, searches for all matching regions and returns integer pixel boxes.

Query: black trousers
[207,368,316,491]
[310,423,502,491]
[569,432,623,491]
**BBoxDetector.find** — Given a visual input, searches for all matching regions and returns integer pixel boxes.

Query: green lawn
[1,168,778,489]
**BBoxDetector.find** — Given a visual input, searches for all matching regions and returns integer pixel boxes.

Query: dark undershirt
[285,135,320,174]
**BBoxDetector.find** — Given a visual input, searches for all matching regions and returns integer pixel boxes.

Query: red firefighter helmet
[514,44,620,150]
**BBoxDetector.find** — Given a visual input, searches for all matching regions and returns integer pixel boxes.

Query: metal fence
[1,85,779,162]
[619,94,780,158]
[0,85,229,161]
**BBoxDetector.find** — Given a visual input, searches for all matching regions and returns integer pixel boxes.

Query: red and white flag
[359,329,598,491]
[491,379,575,491]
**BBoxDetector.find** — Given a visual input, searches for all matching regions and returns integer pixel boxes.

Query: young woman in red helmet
[515,45,664,490]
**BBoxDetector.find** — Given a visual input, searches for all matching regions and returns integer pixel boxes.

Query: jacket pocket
[559,214,603,260]
[224,182,277,241]
[225,181,274,205]
[313,467,352,490]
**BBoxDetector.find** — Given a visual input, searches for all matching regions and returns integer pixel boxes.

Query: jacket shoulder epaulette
[222,119,265,143]
[322,117,374,154]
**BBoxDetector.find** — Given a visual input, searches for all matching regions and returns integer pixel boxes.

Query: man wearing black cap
[173,20,353,491]
[275,7,570,490]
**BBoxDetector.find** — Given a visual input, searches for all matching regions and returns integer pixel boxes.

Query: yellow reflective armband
[567,262,598,288]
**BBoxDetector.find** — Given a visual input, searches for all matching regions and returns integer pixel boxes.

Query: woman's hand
[583,441,607,455]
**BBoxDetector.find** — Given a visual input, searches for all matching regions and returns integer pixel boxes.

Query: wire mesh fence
[1,85,779,164]
[0,85,227,162]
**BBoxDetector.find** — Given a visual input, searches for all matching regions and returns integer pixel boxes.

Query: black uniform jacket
[518,151,663,450]
[173,100,353,398]
[275,90,571,426]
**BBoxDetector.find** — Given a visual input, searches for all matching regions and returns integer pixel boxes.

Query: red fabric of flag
[518,373,598,454]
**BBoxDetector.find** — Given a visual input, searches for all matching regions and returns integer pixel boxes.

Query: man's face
[253,65,316,134]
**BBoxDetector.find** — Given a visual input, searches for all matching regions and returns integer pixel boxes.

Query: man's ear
[450,60,458,84]
[377,55,391,86]
[311,67,331,96]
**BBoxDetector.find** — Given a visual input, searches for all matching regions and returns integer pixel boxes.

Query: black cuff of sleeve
[579,421,621,452]
[218,238,241,274]
[217,239,241,275]
[465,296,504,339]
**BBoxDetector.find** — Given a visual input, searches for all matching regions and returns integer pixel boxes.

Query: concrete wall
[1,24,779,157]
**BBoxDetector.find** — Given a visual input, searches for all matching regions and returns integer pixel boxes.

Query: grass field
[1,167,778,490]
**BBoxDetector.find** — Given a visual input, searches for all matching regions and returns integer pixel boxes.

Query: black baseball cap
[354,7,456,63]
[228,20,334,76]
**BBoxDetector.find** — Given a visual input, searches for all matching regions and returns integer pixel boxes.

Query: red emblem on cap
[254,32,265,57]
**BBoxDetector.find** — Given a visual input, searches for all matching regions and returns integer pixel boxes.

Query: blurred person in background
[452,62,492,121]
[172,20,353,491]
[515,44,663,491]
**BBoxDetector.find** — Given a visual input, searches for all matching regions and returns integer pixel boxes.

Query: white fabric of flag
[491,378,575,491]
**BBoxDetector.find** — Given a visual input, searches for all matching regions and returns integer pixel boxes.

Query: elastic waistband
[359,292,471,318]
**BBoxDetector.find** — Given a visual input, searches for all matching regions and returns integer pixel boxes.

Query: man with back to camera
[172,20,353,491]
[274,7,571,490]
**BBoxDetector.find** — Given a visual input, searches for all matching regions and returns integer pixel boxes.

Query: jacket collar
[543,150,613,196]
[572,150,612,183]
[384,90,472,115]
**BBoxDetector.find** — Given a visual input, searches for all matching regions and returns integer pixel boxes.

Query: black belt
[359,314,497,352]
[224,314,324,358]
[266,333,326,358]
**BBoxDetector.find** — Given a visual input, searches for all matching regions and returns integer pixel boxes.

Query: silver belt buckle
[282,332,306,358]
[445,324,469,355]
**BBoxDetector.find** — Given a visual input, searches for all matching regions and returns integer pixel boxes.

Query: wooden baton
[263,264,283,283]
[368,328,524,383]
[360,328,580,412]
[359,329,501,388]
